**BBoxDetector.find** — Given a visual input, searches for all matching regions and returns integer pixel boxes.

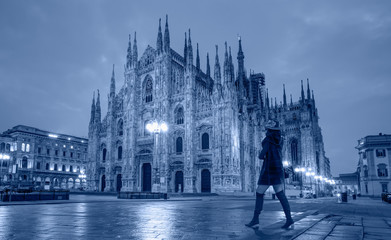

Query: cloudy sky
[0,0,390,176]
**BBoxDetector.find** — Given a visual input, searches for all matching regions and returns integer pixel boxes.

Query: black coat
[258,129,284,185]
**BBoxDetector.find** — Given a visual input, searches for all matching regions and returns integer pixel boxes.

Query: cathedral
[86,16,331,194]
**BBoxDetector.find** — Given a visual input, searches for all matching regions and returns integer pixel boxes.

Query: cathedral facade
[86,16,330,194]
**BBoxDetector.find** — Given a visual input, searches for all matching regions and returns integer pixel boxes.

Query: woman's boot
[276,191,294,229]
[245,193,264,227]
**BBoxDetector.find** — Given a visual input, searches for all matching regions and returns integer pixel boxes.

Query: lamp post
[146,120,168,193]
[0,154,11,186]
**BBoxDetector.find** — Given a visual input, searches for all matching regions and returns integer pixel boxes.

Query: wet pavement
[0,194,390,239]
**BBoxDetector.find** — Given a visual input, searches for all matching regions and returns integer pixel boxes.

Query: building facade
[87,16,330,194]
[333,173,359,195]
[356,133,391,196]
[1,125,88,190]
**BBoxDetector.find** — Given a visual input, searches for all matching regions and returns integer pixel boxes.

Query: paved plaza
[0,194,390,240]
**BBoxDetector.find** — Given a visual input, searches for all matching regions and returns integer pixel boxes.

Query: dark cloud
[1,0,390,176]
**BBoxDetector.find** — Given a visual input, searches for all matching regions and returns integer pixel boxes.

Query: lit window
[26,144,30,152]
[21,143,25,152]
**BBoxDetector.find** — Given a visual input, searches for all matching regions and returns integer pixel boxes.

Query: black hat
[265,119,281,131]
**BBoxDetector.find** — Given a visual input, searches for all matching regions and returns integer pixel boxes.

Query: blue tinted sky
[0,0,390,176]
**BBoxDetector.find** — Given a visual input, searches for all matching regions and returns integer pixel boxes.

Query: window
[118,119,124,136]
[62,165,66,171]
[118,146,122,160]
[365,183,368,194]
[364,166,368,178]
[201,133,209,150]
[382,183,388,193]
[38,147,42,154]
[37,162,41,170]
[21,143,25,152]
[70,165,73,172]
[26,144,30,152]
[54,164,58,171]
[362,151,367,159]
[22,157,28,168]
[144,76,153,103]
[102,148,107,162]
[47,148,50,155]
[63,151,66,157]
[70,152,74,158]
[78,153,81,159]
[46,163,49,170]
[376,149,386,158]
[377,164,388,177]
[175,107,184,124]
[2,161,7,167]
[176,137,183,154]
[291,139,299,165]
[55,150,58,156]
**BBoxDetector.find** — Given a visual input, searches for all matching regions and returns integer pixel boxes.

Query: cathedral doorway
[175,171,184,193]
[116,174,122,192]
[101,175,106,192]
[201,169,211,193]
[142,163,152,192]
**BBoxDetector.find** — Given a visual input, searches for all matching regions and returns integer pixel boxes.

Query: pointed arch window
[175,107,184,125]
[102,148,107,162]
[202,133,209,150]
[118,119,124,136]
[144,76,153,103]
[118,146,123,160]
[176,137,183,154]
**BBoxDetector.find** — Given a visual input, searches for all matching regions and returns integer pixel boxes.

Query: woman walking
[245,119,294,229]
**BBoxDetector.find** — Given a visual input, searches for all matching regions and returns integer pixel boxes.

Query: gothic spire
[95,90,101,124]
[126,34,132,69]
[283,84,287,107]
[301,80,305,103]
[307,78,311,100]
[187,29,193,67]
[110,64,115,98]
[90,92,95,125]
[224,42,229,82]
[196,43,200,69]
[164,15,170,53]
[206,52,210,77]
[133,32,138,67]
[214,45,221,84]
[229,46,234,82]
[184,32,187,66]
[156,18,163,54]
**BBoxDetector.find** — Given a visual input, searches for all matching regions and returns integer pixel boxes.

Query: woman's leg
[245,185,269,227]
[272,184,294,228]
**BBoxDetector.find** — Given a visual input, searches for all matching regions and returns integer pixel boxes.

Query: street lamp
[0,154,10,186]
[146,120,168,193]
